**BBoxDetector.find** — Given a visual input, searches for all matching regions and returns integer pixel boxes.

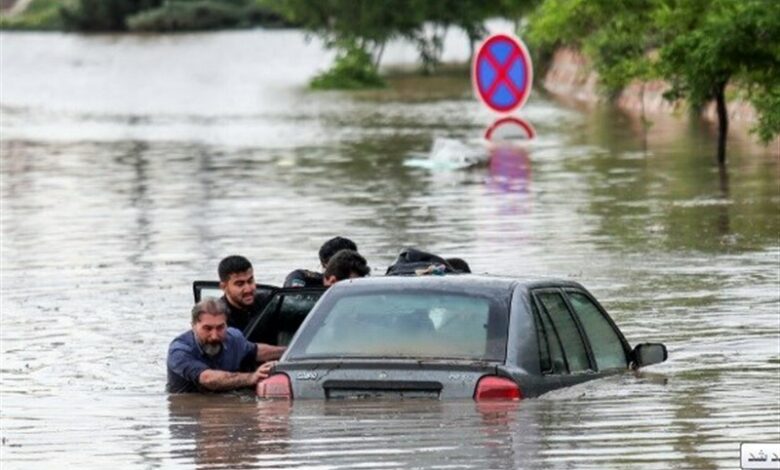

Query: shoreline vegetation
[0,0,294,31]
[2,0,778,161]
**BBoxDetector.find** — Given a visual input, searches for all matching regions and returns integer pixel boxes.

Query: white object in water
[426,137,488,169]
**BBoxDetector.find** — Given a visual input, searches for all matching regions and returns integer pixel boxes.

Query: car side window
[567,292,628,370]
[531,300,567,374]
[537,292,591,373]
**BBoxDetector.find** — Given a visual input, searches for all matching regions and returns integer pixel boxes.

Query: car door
[244,287,327,346]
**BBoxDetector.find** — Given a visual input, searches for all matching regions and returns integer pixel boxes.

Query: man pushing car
[167,297,285,393]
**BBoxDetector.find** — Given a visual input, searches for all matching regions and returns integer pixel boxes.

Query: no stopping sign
[472,33,533,113]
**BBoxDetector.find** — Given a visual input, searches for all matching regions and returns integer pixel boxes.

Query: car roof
[331,274,585,292]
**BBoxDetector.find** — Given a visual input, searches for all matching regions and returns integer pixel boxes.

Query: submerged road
[1,28,778,469]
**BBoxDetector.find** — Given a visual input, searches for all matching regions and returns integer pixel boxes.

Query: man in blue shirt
[167,297,286,393]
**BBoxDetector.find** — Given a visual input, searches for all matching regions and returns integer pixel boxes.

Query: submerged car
[255,275,667,401]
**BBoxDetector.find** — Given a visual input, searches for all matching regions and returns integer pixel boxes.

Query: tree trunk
[715,82,729,166]
[373,41,386,70]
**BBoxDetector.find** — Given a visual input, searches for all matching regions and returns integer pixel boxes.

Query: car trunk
[277,359,499,399]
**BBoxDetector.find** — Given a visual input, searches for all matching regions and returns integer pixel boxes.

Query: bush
[310,43,386,90]
[126,1,246,31]
[0,0,62,30]
[60,0,163,31]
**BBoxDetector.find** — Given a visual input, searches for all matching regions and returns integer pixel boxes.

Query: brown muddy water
[1,29,779,469]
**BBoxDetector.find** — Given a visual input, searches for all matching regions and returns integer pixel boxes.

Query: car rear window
[288,291,508,361]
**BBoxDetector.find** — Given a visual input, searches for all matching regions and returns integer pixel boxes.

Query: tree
[276,0,417,70]
[404,0,497,74]
[527,0,780,164]
[657,0,780,164]
[273,0,509,85]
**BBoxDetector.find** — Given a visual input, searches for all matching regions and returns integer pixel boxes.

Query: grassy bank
[0,0,293,31]
[0,0,62,30]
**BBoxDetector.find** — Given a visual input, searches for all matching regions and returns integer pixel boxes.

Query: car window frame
[244,287,327,344]
[561,288,632,369]
[531,288,597,375]
[530,295,568,374]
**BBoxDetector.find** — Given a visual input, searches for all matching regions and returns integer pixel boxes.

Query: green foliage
[272,0,510,84]
[60,0,163,31]
[272,0,418,87]
[658,0,780,143]
[527,0,658,92]
[750,84,780,143]
[274,0,417,62]
[0,0,62,30]
[126,1,285,31]
[310,42,386,90]
[659,1,765,105]
[526,0,780,146]
[52,0,288,31]
[402,0,487,73]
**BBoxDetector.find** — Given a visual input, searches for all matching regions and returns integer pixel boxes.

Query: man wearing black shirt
[322,249,370,286]
[283,236,358,288]
[218,255,263,331]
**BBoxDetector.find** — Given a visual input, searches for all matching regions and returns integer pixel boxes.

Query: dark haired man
[167,297,285,393]
[322,249,370,287]
[283,236,358,288]
[218,255,263,331]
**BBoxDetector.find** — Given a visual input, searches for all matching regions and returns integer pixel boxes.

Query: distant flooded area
[1,29,779,469]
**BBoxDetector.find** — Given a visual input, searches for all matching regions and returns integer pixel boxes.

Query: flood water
[1,28,778,469]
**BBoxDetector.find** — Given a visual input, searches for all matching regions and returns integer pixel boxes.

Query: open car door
[244,287,327,347]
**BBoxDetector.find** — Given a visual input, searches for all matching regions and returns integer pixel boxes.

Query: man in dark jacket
[218,255,266,331]
[322,249,371,286]
[283,236,358,287]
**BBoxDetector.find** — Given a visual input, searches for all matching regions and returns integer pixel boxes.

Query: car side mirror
[631,343,667,369]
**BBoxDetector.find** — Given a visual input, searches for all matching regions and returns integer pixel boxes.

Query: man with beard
[167,297,286,393]
[218,255,265,331]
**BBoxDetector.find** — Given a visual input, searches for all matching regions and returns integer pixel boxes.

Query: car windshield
[287,290,508,361]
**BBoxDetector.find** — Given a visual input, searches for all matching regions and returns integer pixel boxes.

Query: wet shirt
[166,328,256,393]
[283,269,324,288]
[221,295,263,331]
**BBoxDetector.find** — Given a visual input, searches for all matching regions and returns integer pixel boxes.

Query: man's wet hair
[191,297,228,324]
[323,249,370,281]
[446,257,471,273]
[218,255,253,282]
[319,236,357,266]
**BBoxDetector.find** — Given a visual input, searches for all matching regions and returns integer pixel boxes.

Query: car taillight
[257,373,293,400]
[474,376,523,401]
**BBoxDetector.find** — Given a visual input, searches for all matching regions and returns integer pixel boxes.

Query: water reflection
[486,143,533,194]
[168,395,291,469]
